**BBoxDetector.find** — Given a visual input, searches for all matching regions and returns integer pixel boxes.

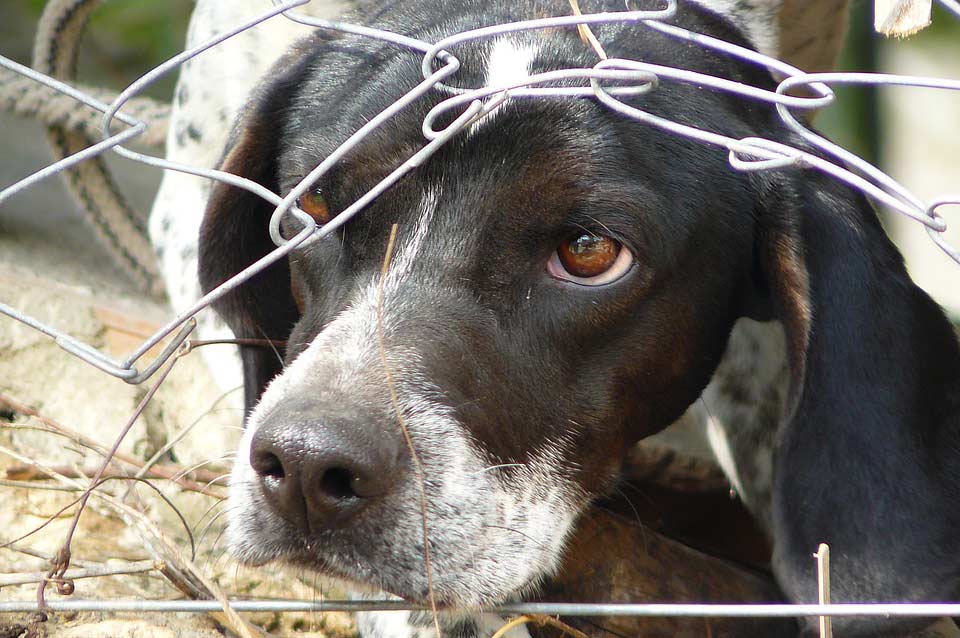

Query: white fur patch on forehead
[485,38,538,89]
[469,38,539,136]
[688,0,782,58]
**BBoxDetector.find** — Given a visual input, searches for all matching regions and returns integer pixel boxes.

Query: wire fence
[1,0,960,633]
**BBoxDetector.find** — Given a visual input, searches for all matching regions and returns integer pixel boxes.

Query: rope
[1,0,171,297]
[0,69,169,148]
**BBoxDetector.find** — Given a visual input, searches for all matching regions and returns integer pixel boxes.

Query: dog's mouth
[227,436,585,608]
[228,514,554,607]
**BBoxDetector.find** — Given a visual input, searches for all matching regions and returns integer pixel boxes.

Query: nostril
[319,467,358,500]
[248,409,401,530]
[251,450,286,481]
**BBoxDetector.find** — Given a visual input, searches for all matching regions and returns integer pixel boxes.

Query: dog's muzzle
[227,279,586,605]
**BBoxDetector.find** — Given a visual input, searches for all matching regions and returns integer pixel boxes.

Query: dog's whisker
[613,479,657,507]
[194,505,238,546]
[202,525,233,571]
[470,463,524,475]
[186,455,235,470]
[203,473,232,489]
[481,524,552,552]
[584,215,615,238]
[610,485,645,528]
[193,496,229,532]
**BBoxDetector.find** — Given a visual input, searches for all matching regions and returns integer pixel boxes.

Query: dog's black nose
[249,400,402,530]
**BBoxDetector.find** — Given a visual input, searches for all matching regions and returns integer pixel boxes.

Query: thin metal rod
[1,600,960,616]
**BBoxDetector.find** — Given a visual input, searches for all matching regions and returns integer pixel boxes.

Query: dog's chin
[228,532,544,607]
[300,564,541,609]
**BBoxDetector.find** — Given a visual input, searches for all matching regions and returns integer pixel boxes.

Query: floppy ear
[755,171,960,634]
[198,48,315,413]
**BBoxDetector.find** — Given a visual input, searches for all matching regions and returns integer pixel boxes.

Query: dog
[152,0,960,636]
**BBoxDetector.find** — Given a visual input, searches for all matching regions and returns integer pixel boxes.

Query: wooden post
[815,543,833,638]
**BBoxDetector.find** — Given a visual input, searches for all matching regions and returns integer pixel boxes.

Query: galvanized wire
[3,599,960,617]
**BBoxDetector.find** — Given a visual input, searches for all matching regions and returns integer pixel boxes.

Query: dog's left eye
[547,233,634,285]
[296,188,332,225]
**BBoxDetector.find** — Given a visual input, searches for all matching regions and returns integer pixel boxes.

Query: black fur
[765,172,960,635]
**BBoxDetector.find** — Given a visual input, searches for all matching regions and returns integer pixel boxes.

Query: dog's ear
[753,170,960,631]
[198,48,315,413]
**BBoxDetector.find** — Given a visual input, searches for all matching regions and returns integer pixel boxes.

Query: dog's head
[198,0,960,616]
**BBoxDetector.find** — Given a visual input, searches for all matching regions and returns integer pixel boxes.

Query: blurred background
[1,0,959,310]
[817,1,960,317]
[0,0,192,292]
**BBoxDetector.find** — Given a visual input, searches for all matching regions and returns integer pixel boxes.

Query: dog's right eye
[296,188,331,225]
[547,233,634,286]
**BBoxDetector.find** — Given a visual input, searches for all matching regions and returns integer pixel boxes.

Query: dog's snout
[249,400,402,531]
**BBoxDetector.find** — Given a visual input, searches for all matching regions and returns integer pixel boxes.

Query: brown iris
[558,233,621,278]
[296,188,332,225]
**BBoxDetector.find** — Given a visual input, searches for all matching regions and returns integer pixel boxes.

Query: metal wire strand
[1,600,960,617]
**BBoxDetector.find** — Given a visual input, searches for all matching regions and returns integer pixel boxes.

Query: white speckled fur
[354,604,532,638]
[690,0,781,58]
[700,318,789,531]
[390,188,438,282]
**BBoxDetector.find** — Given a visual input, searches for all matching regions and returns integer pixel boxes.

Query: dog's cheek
[615,269,744,439]
[380,396,586,603]
[290,269,306,314]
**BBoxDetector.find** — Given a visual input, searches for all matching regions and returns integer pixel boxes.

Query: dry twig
[1,438,265,637]
[568,0,608,59]
[492,615,589,638]
[0,393,226,497]
[376,224,442,638]
[0,559,161,588]
[31,355,181,621]
[6,463,226,491]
